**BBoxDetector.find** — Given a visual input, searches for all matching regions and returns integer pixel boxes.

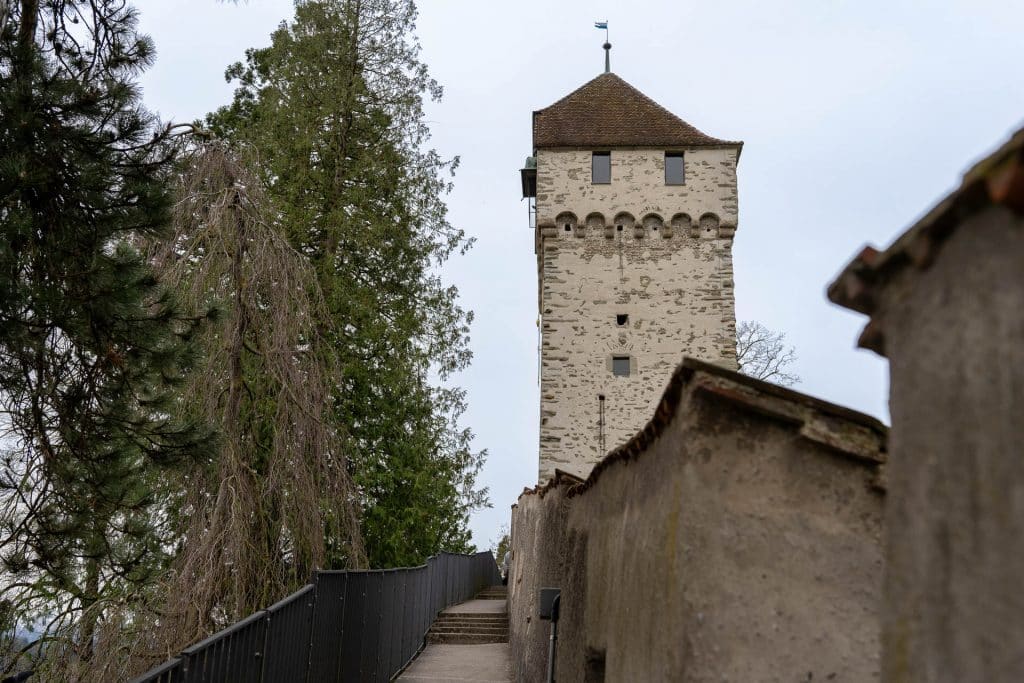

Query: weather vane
[595,20,611,73]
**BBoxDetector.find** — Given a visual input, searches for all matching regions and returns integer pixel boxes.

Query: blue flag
[594,21,608,29]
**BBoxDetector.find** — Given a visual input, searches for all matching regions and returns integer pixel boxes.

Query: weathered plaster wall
[507,486,568,683]
[873,205,1024,682]
[510,362,887,682]
[535,148,739,482]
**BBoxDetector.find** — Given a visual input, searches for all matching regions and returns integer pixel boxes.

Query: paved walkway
[397,594,512,683]
[397,642,512,682]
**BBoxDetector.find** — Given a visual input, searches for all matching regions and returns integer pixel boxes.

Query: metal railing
[131,551,500,683]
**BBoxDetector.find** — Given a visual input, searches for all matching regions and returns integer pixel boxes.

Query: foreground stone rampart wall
[510,359,887,682]
[878,206,1024,681]
[508,480,569,683]
[829,126,1024,681]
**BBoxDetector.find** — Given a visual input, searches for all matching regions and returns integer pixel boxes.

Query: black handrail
[131,550,501,683]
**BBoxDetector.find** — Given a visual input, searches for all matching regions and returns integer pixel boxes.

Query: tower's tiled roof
[533,73,741,149]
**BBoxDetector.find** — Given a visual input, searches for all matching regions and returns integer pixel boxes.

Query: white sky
[133,0,1024,552]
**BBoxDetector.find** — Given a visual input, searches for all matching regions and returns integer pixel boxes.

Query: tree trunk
[225,186,248,438]
[15,0,38,69]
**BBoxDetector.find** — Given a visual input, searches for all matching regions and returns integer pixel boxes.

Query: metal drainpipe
[547,594,560,683]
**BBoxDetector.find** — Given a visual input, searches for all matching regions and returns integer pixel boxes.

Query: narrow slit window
[665,152,685,185]
[612,356,630,377]
[592,152,611,184]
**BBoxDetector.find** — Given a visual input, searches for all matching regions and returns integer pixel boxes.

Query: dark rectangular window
[592,152,611,184]
[612,356,630,377]
[665,152,685,185]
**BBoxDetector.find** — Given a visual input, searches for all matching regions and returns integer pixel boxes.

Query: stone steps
[425,588,509,645]
[426,630,509,644]
[426,631,510,645]
[428,626,507,634]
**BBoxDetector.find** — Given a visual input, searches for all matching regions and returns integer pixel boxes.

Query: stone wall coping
[519,468,583,500]
[519,357,888,503]
[827,125,1024,354]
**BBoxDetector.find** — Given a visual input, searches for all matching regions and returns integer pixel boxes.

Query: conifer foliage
[0,0,210,674]
[0,0,488,676]
[209,0,488,568]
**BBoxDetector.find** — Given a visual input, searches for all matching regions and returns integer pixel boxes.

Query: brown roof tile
[533,73,741,149]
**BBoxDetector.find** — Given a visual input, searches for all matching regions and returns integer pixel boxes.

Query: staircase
[425,586,508,645]
[475,586,507,600]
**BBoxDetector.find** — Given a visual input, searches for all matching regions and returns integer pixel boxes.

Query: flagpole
[595,20,611,73]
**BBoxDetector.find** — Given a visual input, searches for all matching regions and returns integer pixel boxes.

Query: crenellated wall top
[535,147,739,236]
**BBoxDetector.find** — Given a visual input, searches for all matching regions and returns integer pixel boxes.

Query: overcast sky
[133,0,1024,552]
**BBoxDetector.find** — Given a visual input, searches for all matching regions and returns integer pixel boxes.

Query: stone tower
[521,72,742,483]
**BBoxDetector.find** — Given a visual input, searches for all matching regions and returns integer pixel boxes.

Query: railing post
[303,581,317,682]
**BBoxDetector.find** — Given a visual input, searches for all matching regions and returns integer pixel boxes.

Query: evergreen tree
[0,1,208,675]
[210,0,487,567]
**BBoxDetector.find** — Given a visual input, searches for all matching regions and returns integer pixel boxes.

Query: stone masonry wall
[535,148,740,482]
[507,483,568,683]
[535,148,739,228]
[509,361,887,682]
[871,205,1024,681]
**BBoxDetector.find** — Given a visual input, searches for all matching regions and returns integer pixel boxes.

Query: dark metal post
[547,595,560,683]
[539,588,561,683]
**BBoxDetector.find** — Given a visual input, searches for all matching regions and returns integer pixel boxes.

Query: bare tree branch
[735,320,800,387]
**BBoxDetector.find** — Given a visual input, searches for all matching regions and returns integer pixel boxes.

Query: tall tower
[521,71,742,483]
